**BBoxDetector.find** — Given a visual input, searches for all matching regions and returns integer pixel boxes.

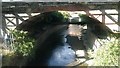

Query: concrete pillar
[0,2,3,43]
[0,1,2,68]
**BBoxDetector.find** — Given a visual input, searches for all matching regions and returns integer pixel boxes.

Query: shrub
[92,37,120,66]
[11,30,35,56]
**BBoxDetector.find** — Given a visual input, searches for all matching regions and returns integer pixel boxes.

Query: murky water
[48,43,76,66]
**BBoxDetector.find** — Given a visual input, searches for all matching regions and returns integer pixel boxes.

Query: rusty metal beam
[101,9,105,24]
[105,13,117,23]
[2,2,118,14]
[6,18,15,24]
[2,2,90,13]
[92,14,118,15]
[105,13,120,26]
[4,16,29,18]
[105,23,118,25]
[100,10,120,26]
[4,13,118,18]
[2,14,16,26]
[12,13,25,22]
[16,17,19,26]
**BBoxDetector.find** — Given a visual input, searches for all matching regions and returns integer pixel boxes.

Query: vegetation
[11,30,35,56]
[91,35,120,66]
[2,30,35,66]
[2,11,119,66]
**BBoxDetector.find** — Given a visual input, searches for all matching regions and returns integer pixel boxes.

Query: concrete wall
[0,2,3,44]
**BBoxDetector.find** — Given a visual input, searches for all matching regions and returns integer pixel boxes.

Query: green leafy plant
[11,29,35,56]
[92,37,120,66]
